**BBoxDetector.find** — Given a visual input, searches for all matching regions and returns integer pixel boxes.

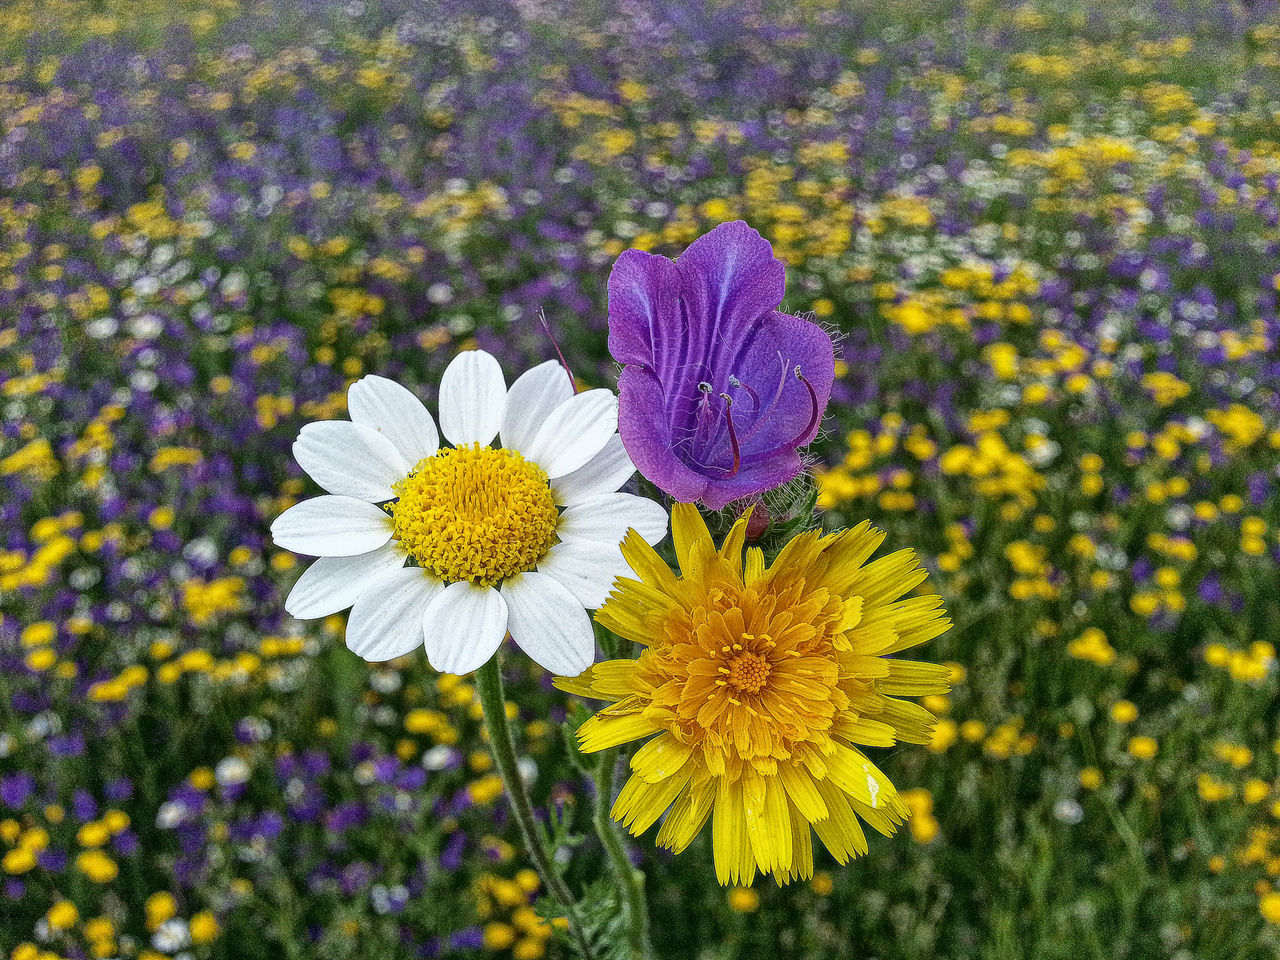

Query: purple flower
[449,927,484,951]
[608,221,835,510]
[0,772,34,808]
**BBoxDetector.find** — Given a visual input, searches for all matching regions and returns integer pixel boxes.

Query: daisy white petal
[524,389,618,479]
[348,375,439,463]
[423,581,508,675]
[551,435,636,504]
[557,492,669,546]
[270,496,393,557]
[293,421,410,501]
[345,568,444,662]
[438,350,506,447]
[500,360,575,452]
[537,539,629,609]
[501,572,595,675]
[285,542,407,619]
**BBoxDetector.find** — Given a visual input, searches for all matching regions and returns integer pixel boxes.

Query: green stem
[474,656,597,960]
[593,747,653,960]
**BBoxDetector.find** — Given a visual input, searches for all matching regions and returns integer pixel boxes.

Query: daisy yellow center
[391,443,558,587]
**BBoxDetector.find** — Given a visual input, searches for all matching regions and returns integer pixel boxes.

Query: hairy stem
[593,747,653,960]
[474,656,596,960]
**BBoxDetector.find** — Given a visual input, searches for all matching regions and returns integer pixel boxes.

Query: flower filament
[683,359,820,480]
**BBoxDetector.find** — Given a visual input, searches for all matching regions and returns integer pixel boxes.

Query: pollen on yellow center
[391,443,558,587]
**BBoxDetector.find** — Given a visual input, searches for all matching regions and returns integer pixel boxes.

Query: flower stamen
[719,393,741,479]
[789,366,821,445]
[727,374,760,411]
[687,393,742,480]
[538,308,579,394]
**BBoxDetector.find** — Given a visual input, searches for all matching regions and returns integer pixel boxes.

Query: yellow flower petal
[812,779,869,863]
[778,763,828,823]
[577,699,663,752]
[671,503,715,579]
[612,766,691,835]
[712,777,755,887]
[630,732,694,784]
[655,778,715,854]
[879,659,953,696]
[717,509,752,567]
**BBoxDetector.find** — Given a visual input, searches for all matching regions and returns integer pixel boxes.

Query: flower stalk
[474,656,597,960]
[592,746,653,960]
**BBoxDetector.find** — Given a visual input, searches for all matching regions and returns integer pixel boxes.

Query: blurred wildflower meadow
[4,0,1280,957]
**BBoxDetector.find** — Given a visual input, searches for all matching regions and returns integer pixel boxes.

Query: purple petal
[775,312,835,447]
[607,249,682,370]
[676,221,785,376]
[699,450,806,511]
[607,221,835,511]
[617,366,708,503]
[731,311,835,455]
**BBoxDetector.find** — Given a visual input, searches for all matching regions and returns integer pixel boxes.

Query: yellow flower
[1262,891,1280,925]
[76,849,119,883]
[467,774,505,805]
[727,887,760,912]
[1067,628,1115,666]
[1244,779,1270,804]
[902,788,940,843]
[557,504,951,885]
[2,848,36,874]
[1109,701,1138,724]
[77,820,110,848]
[146,891,177,930]
[1128,736,1158,760]
[47,899,79,930]
[929,718,958,753]
[25,647,57,672]
[484,922,517,950]
[84,916,114,941]
[20,621,56,647]
[189,911,220,944]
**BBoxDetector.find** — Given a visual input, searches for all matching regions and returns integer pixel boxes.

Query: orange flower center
[637,577,850,776]
[725,650,771,693]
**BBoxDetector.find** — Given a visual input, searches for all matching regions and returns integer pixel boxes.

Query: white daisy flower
[270,350,667,676]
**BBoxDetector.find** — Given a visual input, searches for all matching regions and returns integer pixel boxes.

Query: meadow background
[3,0,1280,957]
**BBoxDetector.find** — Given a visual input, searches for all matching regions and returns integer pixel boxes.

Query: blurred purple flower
[103,778,134,802]
[0,773,34,807]
[449,927,484,951]
[608,221,835,510]
[440,831,466,871]
[38,849,68,871]
[72,788,97,821]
